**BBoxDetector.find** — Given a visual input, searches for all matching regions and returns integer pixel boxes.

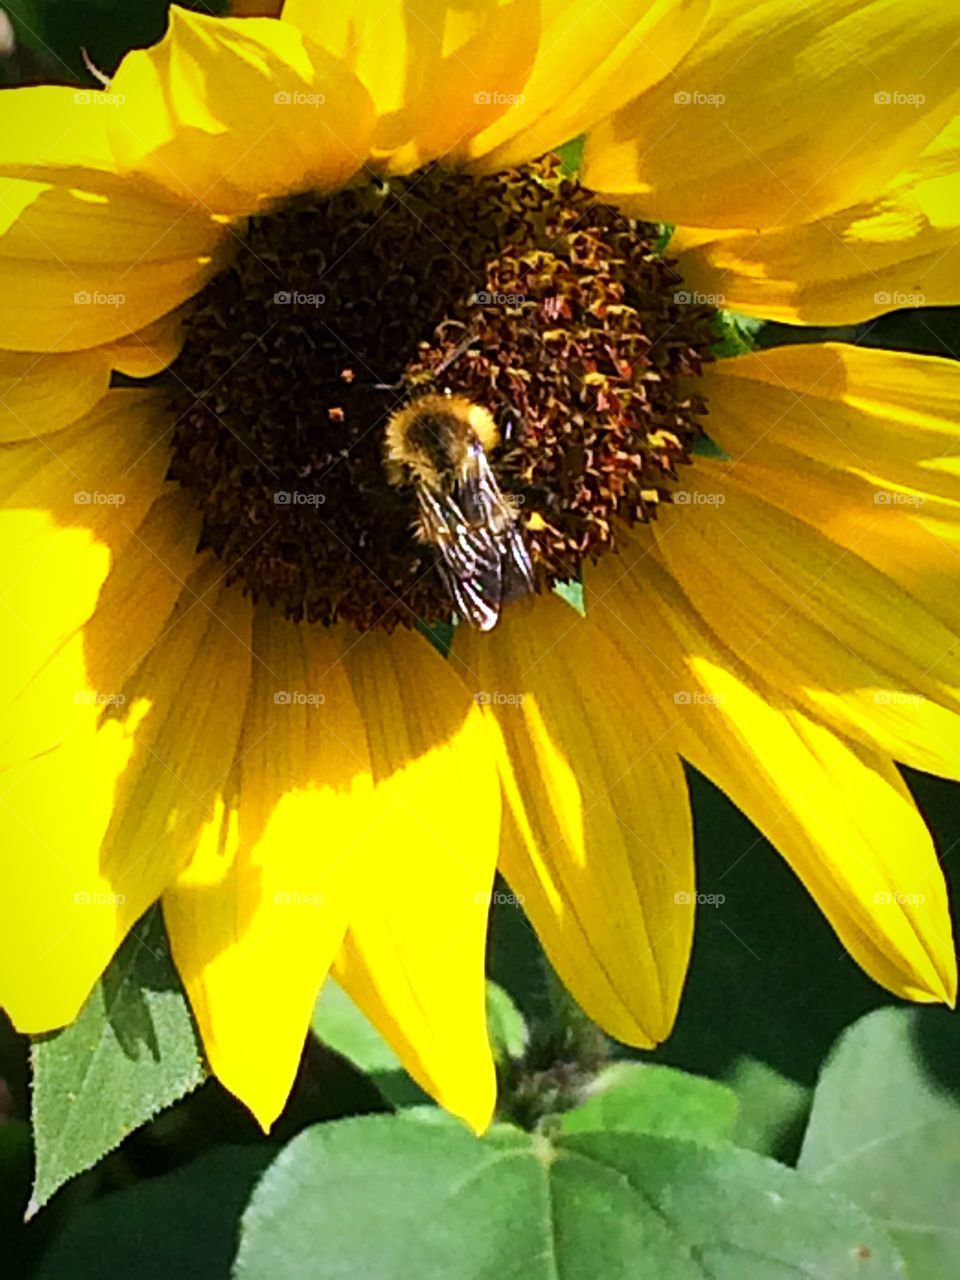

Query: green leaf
[711,309,767,358]
[725,1056,811,1160]
[486,982,527,1063]
[310,980,429,1108]
[559,1062,738,1146]
[416,617,455,657]
[36,1146,272,1280]
[236,1114,904,1279]
[556,135,584,175]
[312,980,526,1106]
[30,908,204,1210]
[799,1006,960,1280]
[552,578,585,614]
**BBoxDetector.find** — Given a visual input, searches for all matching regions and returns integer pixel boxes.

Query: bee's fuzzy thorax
[385,393,499,491]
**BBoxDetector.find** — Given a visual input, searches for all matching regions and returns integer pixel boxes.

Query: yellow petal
[454,591,694,1047]
[109,311,185,378]
[466,0,711,172]
[583,0,960,229]
[701,342,960,636]
[679,117,960,324]
[0,391,254,1029]
[333,628,501,1133]
[282,0,541,173]
[698,346,960,636]
[0,348,114,441]
[108,10,376,215]
[0,84,226,353]
[0,391,174,735]
[704,449,960,644]
[702,343,960,504]
[650,453,960,782]
[603,548,955,1003]
[163,609,361,1130]
[0,85,116,175]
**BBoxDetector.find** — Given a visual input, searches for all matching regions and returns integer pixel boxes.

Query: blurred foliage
[1,0,224,81]
[800,1006,960,1280]
[2,2,960,1276]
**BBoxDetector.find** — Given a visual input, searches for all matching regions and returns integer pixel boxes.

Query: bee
[385,391,535,630]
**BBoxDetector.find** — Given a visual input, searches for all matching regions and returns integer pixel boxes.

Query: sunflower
[2,0,959,1134]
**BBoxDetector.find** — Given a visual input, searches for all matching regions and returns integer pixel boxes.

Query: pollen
[165,155,716,632]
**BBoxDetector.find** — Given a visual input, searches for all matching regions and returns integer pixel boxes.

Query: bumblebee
[385,392,535,630]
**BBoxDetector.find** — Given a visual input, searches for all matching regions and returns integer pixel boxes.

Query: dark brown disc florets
[166,155,715,631]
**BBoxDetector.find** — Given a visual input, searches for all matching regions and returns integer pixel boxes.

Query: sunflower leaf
[725,1056,811,1160]
[311,980,526,1107]
[559,1062,739,1145]
[711,309,766,358]
[799,1005,960,1280]
[555,135,585,175]
[30,908,204,1211]
[311,979,428,1108]
[236,1115,903,1279]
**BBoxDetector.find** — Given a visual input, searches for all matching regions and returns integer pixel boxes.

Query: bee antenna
[431,326,481,379]
[352,325,482,393]
[80,46,111,86]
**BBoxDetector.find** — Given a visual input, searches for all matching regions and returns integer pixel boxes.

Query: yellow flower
[1,1,959,1134]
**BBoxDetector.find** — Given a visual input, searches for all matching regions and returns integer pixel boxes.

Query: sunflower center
[167,155,715,631]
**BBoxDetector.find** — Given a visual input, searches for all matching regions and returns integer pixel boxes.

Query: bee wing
[500,520,537,606]
[461,445,536,604]
[414,442,534,630]
[414,483,501,630]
